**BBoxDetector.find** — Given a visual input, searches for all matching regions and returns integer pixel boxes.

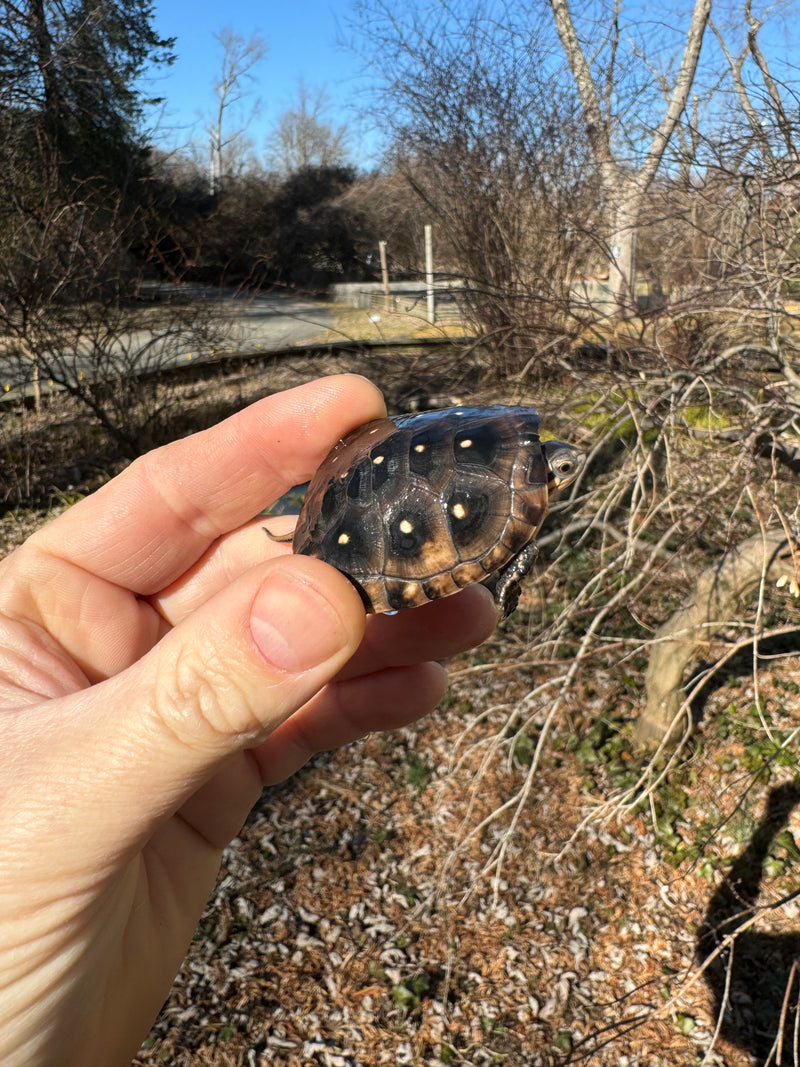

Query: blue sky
[146,0,379,164]
[143,0,799,171]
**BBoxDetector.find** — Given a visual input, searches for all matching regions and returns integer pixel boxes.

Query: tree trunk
[607,185,641,315]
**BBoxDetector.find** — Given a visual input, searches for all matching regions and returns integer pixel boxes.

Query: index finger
[32,375,385,594]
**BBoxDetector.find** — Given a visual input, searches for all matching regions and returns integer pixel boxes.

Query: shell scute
[345,456,374,506]
[452,420,505,469]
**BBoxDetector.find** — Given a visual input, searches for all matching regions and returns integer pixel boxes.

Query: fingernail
[250,570,349,674]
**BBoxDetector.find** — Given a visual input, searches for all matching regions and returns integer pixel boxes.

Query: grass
[305,303,472,346]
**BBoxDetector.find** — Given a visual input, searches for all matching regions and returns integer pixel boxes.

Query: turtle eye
[556,456,574,475]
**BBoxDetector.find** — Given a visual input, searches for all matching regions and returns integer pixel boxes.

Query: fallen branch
[637,530,795,743]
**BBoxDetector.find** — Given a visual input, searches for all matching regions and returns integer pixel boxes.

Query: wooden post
[379,240,390,312]
[424,224,435,323]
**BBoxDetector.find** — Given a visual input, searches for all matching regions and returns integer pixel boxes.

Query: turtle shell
[289,405,581,614]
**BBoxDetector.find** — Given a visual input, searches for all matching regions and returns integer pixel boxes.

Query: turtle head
[542,440,584,495]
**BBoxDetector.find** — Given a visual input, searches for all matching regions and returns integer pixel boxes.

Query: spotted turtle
[271,405,583,615]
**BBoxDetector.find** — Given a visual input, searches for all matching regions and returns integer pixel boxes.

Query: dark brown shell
[291,405,576,614]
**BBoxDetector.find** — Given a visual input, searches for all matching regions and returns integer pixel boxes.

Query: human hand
[0,374,496,1067]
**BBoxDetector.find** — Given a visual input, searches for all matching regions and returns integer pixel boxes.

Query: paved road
[219,290,336,351]
[0,290,338,398]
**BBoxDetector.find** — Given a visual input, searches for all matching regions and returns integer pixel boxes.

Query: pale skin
[0,375,496,1067]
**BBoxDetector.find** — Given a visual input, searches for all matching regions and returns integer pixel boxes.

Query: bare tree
[264,82,350,177]
[705,3,800,383]
[349,0,598,371]
[340,171,427,273]
[0,176,229,457]
[549,0,712,315]
[207,27,268,193]
[352,0,716,322]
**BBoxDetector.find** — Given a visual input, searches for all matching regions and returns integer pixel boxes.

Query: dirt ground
[122,634,800,1067]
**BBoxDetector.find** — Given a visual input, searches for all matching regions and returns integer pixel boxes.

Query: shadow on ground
[697,781,800,1063]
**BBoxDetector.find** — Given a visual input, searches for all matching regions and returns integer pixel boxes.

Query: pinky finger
[251,661,448,786]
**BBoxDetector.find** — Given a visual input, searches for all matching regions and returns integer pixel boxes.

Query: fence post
[424,225,435,324]
[379,241,390,312]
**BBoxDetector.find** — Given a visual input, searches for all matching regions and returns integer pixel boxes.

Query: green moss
[682,404,731,431]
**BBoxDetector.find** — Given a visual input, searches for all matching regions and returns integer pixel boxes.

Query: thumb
[43,556,366,852]
[145,552,366,742]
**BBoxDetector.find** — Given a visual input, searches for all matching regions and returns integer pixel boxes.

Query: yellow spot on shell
[459,438,472,448]
[451,502,467,520]
[399,518,414,534]
[373,454,385,465]
[414,443,426,452]
[338,532,350,545]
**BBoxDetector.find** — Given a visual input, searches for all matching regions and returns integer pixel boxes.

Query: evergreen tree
[0,0,175,195]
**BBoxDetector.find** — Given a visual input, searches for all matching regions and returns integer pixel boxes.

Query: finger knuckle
[153,644,262,745]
